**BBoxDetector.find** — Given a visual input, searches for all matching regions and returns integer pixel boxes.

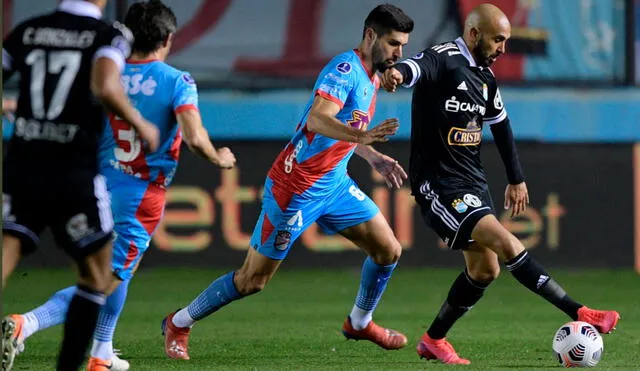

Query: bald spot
[464,3,511,36]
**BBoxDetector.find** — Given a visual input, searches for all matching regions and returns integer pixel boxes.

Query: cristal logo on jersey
[447,120,482,146]
[347,110,369,130]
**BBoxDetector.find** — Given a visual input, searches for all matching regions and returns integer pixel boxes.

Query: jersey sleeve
[484,74,508,125]
[394,49,441,88]
[173,73,199,114]
[314,59,355,109]
[3,23,24,81]
[93,21,133,72]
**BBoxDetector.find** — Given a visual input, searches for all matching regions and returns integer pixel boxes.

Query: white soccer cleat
[110,354,130,371]
[2,315,25,371]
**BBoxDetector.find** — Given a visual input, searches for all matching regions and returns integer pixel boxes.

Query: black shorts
[3,174,113,259]
[415,181,495,250]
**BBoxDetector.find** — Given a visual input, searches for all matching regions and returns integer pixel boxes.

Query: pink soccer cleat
[577,306,620,334]
[416,333,470,365]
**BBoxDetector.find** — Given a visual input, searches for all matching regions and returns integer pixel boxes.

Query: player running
[161,4,414,360]
[1,0,160,369]
[381,3,620,365]
[3,1,235,370]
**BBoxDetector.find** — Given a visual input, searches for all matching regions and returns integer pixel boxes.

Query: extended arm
[355,144,407,189]
[490,119,524,185]
[177,109,235,169]
[307,96,398,145]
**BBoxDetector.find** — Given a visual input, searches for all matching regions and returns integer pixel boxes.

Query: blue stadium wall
[4,88,640,142]
[181,89,640,142]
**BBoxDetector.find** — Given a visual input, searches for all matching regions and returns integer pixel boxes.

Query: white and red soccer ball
[552,321,603,368]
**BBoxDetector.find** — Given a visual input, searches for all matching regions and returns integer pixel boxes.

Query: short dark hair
[363,4,414,39]
[124,0,177,54]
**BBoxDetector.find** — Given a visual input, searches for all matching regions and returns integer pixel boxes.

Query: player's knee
[234,271,270,296]
[468,265,500,282]
[369,240,402,266]
[489,234,524,262]
[78,268,111,293]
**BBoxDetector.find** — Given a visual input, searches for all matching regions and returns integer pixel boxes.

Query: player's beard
[371,40,393,72]
[472,37,498,67]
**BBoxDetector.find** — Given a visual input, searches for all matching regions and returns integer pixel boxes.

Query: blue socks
[349,257,397,330]
[172,271,241,327]
[22,278,131,361]
[23,286,76,338]
[90,279,130,359]
[187,271,241,320]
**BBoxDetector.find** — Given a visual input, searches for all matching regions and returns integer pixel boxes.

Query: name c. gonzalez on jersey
[3,2,133,179]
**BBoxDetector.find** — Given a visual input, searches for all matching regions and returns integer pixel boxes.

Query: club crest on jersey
[347,110,370,130]
[452,199,468,213]
[482,83,488,100]
[447,120,482,146]
[66,213,94,242]
[274,231,291,251]
[336,62,352,74]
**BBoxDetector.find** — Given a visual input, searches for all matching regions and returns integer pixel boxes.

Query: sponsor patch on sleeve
[182,73,196,85]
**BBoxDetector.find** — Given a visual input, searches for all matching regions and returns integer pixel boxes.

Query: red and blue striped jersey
[98,60,198,187]
[268,50,379,198]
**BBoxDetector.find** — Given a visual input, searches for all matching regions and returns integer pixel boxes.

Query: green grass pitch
[3,268,639,370]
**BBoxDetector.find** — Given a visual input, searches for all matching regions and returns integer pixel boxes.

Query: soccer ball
[552,321,603,367]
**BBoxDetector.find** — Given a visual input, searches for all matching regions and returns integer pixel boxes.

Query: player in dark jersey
[381,3,620,365]
[5,2,237,370]
[2,1,159,370]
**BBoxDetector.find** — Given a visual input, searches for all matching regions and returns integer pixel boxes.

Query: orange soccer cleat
[341,316,407,350]
[161,311,191,360]
[86,357,111,371]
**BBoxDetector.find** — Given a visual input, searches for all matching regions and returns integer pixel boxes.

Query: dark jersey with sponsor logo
[394,38,507,196]
[3,10,132,184]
